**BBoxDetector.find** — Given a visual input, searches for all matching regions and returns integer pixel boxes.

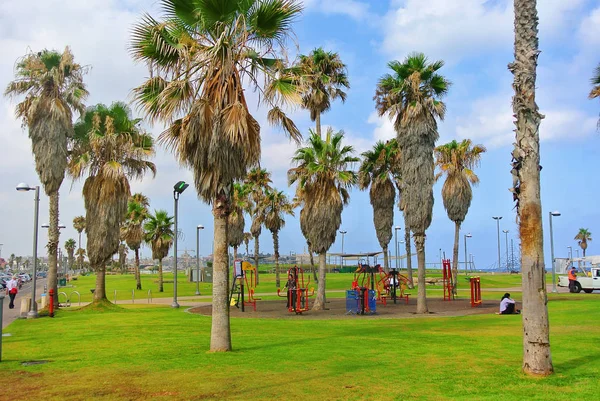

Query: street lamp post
[16,183,40,319]
[502,230,509,272]
[394,226,401,270]
[492,216,502,271]
[196,224,204,295]
[464,233,472,274]
[549,211,561,293]
[339,230,347,271]
[172,181,189,308]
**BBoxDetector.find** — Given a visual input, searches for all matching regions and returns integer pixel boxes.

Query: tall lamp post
[464,233,472,274]
[492,216,502,271]
[549,211,561,293]
[16,183,40,319]
[196,224,204,295]
[502,230,509,272]
[394,226,401,270]
[339,230,347,270]
[172,181,189,308]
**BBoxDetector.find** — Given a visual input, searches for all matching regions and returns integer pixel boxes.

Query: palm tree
[434,139,486,293]
[8,254,15,270]
[289,128,358,310]
[131,0,302,352]
[144,210,175,293]
[590,63,600,127]
[118,243,128,274]
[359,140,399,272]
[229,183,251,261]
[509,0,553,375]
[5,47,89,304]
[76,248,86,272]
[263,189,294,287]
[296,48,349,138]
[375,53,450,314]
[68,102,155,303]
[246,168,273,283]
[15,256,22,271]
[121,193,150,289]
[243,232,253,258]
[64,239,77,271]
[73,216,86,270]
[575,229,592,257]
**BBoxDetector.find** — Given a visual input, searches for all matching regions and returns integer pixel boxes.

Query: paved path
[2,278,47,329]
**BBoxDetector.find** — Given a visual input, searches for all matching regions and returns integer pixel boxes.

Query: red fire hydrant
[49,289,55,318]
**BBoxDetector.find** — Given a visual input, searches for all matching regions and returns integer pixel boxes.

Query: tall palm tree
[375,52,450,314]
[9,254,15,270]
[68,102,155,303]
[296,48,349,138]
[359,140,399,272]
[121,193,150,289]
[243,232,253,258]
[229,183,251,261]
[246,168,272,283]
[590,63,600,127]
[263,189,294,287]
[434,139,486,293]
[575,229,592,257]
[144,210,175,293]
[76,248,86,272]
[289,128,358,310]
[73,216,86,270]
[5,47,89,304]
[15,256,22,271]
[118,243,128,274]
[64,238,77,271]
[509,0,553,375]
[131,0,302,352]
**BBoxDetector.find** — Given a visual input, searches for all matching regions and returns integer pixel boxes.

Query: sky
[1,0,599,270]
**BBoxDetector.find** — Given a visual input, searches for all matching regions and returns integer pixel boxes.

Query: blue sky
[1,0,599,270]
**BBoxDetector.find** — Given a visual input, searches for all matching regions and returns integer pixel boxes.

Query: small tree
[575,228,592,257]
[144,210,174,293]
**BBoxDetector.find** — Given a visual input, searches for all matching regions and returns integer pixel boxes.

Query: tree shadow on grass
[554,353,600,374]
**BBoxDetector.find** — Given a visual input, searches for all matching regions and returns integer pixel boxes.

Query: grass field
[1,273,597,400]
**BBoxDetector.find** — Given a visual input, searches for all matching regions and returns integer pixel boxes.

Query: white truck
[558,267,600,293]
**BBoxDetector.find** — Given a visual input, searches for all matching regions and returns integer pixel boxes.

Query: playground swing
[229,260,261,312]
[277,266,314,314]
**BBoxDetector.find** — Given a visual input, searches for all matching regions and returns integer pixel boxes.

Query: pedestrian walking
[6,275,19,309]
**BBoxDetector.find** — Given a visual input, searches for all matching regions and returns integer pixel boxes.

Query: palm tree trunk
[78,232,82,271]
[245,242,249,257]
[315,112,321,138]
[312,252,327,310]
[210,196,232,352]
[511,0,552,376]
[233,246,238,261]
[254,236,260,285]
[93,265,107,302]
[158,258,164,292]
[452,221,461,294]
[404,215,414,288]
[414,234,428,314]
[135,248,142,290]
[383,244,389,273]
[309,243,317,283]
[48,191,60,305]
[273,231,280,288]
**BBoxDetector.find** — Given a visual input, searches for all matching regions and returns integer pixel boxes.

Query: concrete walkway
[2,278,47,329]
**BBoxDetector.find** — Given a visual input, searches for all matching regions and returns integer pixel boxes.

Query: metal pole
[503,230,509,272]
[195,227,200,295]
[28,187,40,318]
[394,228,398,270]
[464,235,468,275]
[0,294,4,361]
[549,212,558,293]
[496,219,501,271]
[511,239,514,271]
[172,192,179,308]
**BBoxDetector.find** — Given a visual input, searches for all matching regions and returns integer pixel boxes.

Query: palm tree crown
[263,189,294,234]
[73,216,86,234]
[144,210,175,262]
[575,228,592,257]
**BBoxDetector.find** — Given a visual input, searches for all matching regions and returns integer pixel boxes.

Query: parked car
[36,272,47,278]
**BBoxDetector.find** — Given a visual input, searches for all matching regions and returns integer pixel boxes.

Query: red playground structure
[230,260,261,312]
[470,276,482,307]
[277,266,314,314]
[442,259,454,301]
[375,269,411,305]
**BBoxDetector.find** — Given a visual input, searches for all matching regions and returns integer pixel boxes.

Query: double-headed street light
[172,181,189,308]
[394,226,401,270]
[16,183,40,319]
[196,224,204,296]
[464,233,472,274]
[492,216,502,271]
[549,211,561,293]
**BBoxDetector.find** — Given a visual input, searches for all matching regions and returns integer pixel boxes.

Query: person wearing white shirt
[6,275,19,309]
[499,292,520,315]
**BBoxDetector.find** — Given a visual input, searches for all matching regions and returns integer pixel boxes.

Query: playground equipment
[347,262,381,315]
[442,259,454,301]
[277,266,314,314]
[470,277,482,307]
[375,269,411,305]
[230,260,261,312]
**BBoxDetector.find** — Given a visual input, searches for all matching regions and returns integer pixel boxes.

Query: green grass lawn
[1,273,598,400]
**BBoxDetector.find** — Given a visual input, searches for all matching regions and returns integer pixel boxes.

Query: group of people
[5,275,19,309]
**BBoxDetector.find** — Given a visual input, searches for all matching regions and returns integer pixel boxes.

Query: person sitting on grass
[498,293,520,315]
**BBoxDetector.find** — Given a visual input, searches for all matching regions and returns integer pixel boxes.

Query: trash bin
[59,278,67,286]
